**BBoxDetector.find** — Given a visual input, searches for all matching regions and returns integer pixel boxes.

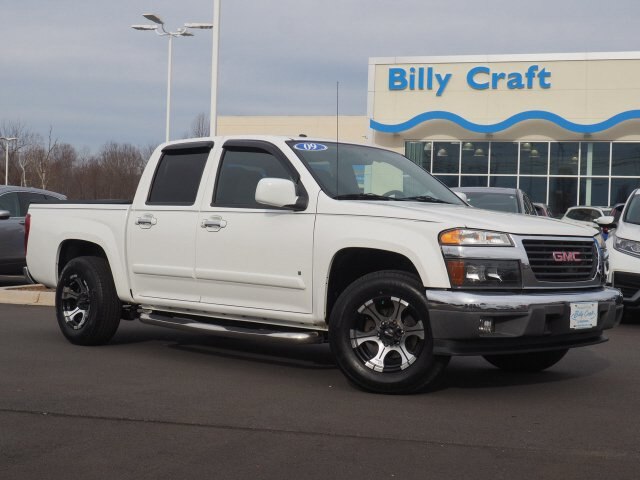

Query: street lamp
[131,14,213,142]
[0,137,17,186]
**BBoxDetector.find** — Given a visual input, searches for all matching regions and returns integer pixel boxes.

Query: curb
[0,285,55,307]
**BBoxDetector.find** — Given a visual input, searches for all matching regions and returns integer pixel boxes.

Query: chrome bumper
[425,287,623,355]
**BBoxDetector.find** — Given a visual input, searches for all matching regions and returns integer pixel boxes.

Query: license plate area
[570,302,598,329]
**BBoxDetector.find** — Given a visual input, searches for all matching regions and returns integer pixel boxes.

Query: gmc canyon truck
[25,136,622,393]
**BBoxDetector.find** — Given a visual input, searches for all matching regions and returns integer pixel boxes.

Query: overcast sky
[2,0,640,150]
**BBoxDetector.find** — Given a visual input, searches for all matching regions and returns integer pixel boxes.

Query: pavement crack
[1,407,637,461]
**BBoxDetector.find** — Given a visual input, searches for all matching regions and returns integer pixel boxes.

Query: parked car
[533,203,556,218]
[0,186,66,275]
[452,187,538,215]
[560,206,611,229]
[607,190,640,308]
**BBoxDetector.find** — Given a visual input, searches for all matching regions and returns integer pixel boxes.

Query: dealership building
[219,51,640,214]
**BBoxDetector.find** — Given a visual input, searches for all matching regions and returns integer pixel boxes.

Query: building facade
[368,52,640,214]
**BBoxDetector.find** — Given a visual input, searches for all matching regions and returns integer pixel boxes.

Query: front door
[195,142,314,314]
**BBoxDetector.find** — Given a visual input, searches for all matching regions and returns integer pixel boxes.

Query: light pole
[0,137,17,185]
[210,0,221,136]
[131,14,213,142]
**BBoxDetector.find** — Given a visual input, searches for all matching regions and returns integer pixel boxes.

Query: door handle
[201,216,227,232]
[135,214,157,229]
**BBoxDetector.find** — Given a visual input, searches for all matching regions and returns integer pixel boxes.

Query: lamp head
[131,24,158,31]
[142,13,164,25]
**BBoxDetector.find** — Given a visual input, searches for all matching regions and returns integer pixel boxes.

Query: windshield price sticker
[293,143,328,152]
[569,302,598,329]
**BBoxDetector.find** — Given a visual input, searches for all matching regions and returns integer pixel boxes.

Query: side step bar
[139,312,324,344]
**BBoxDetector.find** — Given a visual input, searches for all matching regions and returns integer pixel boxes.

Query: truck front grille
[522,239,597,282]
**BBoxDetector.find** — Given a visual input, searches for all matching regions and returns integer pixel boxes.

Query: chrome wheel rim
[350,296,425,373]
[61,274,91,330]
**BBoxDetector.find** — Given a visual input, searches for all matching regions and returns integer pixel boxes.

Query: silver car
[0,186,66,275]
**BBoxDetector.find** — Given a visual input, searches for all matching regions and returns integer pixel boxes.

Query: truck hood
[317,197,598,237]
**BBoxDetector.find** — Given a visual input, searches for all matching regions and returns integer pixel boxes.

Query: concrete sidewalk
[0,284,55,306]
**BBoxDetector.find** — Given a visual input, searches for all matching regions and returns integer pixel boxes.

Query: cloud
[2,0,640,149]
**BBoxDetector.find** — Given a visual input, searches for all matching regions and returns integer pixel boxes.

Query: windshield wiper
[333,193,400,201]
[401,195,452,204]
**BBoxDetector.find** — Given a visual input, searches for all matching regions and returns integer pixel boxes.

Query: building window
[404,141,431,171]
[612,143,640,176]
[461,142,489,174]
[519,142,548,175]
[579,178,608,206]
[550,142,579,176]
[490,142,518,175]
[611,178,639,204]
[580,142,609,176]
[519,176,547,203]
[549,177,578,214]
[432,142,460,174]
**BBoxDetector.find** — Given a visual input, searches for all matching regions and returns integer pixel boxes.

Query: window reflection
[550,143,579,175]
[519,142,548,175]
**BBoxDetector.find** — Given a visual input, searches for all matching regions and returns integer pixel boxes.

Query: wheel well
[326,248,421,322]
[58,240,108,278]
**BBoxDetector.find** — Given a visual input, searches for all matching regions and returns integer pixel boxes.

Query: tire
[483,349,569,372]
[55,256,121,346]
[328,270,450,394]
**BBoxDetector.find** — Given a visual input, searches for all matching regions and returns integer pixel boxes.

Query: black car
[0,186,66,275]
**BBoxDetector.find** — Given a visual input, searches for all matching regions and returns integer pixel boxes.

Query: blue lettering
[467,66,490,90]
[507,72,524,89]
[539,68,552,88]
[435,73,452,96]
[525,65,539,89]
[389,68,407,90]
[491,72,506,89]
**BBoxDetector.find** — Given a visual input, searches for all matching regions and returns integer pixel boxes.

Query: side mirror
[255,178,306,210]
[0,210,11,220]
[594,215,616,227]
[454,191,468,203]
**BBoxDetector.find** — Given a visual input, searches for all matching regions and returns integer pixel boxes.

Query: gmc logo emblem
[552,251,581,262]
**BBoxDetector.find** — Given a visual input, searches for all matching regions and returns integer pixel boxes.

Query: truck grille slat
[522,239,597,282]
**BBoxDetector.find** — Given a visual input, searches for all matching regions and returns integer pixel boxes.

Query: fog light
[479,318,494,334]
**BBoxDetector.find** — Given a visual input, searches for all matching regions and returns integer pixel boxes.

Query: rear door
[127,142,213,302]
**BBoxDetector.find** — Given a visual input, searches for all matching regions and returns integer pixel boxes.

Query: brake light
[24,213,31,254]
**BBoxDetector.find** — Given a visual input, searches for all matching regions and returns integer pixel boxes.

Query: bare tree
[189,113,210,138]
[32,127,59,190]
[0,120,38,186]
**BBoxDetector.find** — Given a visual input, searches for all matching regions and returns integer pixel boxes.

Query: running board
[139,312,324,344]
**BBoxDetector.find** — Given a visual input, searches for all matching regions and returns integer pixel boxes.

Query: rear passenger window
[213,148,294,208]
[18,192,47,216]
[147,147,211,205]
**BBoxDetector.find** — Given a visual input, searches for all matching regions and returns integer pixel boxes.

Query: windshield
[461,191,520,213]
[286,141,463,204]
[624,195,640,225]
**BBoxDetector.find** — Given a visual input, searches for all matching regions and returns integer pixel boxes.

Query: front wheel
[56,256,121,346]
[329,271,449,394]
[483,349,569,372]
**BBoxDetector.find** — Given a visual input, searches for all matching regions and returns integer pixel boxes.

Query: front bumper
[426,287,623,356]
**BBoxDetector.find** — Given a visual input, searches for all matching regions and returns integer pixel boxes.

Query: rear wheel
[329,271,449,394]
[483,349,569,372]
[56,256,121,346]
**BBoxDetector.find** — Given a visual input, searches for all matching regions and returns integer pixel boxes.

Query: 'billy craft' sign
[388,65,552,96]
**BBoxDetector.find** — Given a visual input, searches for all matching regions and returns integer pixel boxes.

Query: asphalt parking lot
[1,304,639,480]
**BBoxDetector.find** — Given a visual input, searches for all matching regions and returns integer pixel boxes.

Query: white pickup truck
[26,136,622,393]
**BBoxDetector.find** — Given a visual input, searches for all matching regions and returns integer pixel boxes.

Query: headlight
[613,235,640,257]
[439,229,513,246]
[445,259,521,288]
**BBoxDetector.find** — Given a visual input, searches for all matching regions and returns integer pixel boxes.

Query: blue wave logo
[293,142,328,151]
[370,110,640,134]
